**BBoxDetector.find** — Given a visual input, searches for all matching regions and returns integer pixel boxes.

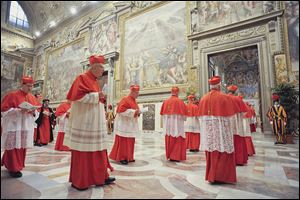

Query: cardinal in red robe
[1,76,40,178]
[198,76,238,183]
[109,85,141,165]
[160,86,188,162]
[54,101,71,151]
[185,94,201,152]
[227,85,249,166]
[243,102,256,156]
[64,55,115,190]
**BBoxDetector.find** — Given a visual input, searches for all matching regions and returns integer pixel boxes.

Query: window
[8,1,29,31]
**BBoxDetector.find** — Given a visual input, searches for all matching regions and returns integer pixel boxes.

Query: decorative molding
[196,25,267,48]
[188,10,283,41]
[276,16,285,52]
[14,48,36,57]
[1,26,34,40]
[130,1,159,13]
[1,50,26,61]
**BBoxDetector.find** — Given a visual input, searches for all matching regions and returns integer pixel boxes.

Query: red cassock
[228,94,249,166]
[185,102,200,151]
[54,102,71,151]
[66,71,112,189]
[198,90,237,183]
[244,105,256,156]
[109,96,139,162]
[245,137,256,156]
[160,96,187,161]
[1,90,39,172]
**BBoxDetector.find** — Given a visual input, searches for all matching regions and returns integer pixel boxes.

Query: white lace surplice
[114,109,139,138]
[1,108,35,150]
[64,92,108,152]
[162,115,186,138]
[199,115,235,153]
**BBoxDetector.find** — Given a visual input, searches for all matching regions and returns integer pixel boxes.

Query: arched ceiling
[18,1,106,35]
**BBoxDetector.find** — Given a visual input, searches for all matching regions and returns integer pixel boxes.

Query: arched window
[8,1,29,31]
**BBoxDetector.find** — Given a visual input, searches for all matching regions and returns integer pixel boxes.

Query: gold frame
[118,1,192,97]
[43,37,86,105]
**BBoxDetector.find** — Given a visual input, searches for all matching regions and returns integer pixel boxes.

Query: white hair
[209,83,221,89]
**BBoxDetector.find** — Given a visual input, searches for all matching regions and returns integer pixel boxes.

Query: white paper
[19,102,40,111]
[140,107,148,113]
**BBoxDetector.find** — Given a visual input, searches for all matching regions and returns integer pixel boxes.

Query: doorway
[208,45,263,129]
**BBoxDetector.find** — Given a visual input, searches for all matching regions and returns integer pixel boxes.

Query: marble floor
[1,131,299,199]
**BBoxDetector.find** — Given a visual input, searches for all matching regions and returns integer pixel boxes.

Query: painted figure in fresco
[106,20,118,48]
[267,94,287,144]
[127,57,142,86]
[158,45,187,86]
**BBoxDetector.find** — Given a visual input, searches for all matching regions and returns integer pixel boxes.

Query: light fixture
[70,7,77,14]
[90,1,97,3]
[35,31,41,37]
[49,21,56,27]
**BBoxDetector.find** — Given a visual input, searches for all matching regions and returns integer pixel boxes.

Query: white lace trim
[162,115,186,138]
[1,108,35,150]
[199,115,235,153]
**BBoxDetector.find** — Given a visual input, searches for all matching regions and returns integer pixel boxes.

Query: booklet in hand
[19,102,40,111]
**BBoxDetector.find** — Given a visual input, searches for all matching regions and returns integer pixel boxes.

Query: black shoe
[169,159,179,162]
[105,177,116,185]
[120,160,128,165]
[71,184,88,191]
[129,160,135,162]
[189,149,194,152]
[274,142,279,144]
[9,171,22,178]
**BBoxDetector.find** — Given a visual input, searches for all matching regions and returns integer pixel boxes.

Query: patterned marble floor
[1,131,299,199]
